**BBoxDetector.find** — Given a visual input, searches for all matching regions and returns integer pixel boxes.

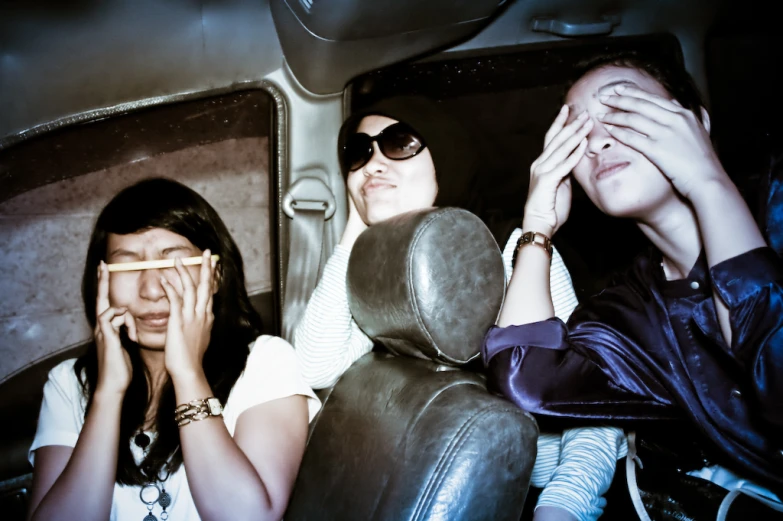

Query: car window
[0,90,275,384]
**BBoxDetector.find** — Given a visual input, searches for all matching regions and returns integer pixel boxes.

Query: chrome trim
[0,81,283,151]
[0,79,289,332]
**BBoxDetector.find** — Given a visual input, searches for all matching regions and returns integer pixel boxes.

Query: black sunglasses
[341,122,427,173]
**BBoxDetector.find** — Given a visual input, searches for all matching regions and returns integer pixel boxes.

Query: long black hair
[75,177,263,485]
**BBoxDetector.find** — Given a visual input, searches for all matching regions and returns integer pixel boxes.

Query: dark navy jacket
[482,247,783,492]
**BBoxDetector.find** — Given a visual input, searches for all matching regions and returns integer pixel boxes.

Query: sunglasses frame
[341,121,427,173]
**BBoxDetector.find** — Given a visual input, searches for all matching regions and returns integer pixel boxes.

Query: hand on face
[524,105,592,236]
[158,249,217,381]
[339,192,369,249]
[94,261,134,396]
[597,84,726,200]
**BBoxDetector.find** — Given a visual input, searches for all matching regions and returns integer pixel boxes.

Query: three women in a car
[293,96,625,521]
[483,51,783,516]
[26,178,320,521]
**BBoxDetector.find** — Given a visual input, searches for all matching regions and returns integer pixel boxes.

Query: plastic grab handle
[531,15,620,37]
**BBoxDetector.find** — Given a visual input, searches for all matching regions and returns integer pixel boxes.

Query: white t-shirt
[29,335,321,521]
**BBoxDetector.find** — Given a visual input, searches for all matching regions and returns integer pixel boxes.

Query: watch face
[206,397,223,416]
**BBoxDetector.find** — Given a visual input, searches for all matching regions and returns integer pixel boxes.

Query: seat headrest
[347,207,505,366]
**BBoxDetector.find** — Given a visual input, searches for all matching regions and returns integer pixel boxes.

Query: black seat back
[286,354,537,521]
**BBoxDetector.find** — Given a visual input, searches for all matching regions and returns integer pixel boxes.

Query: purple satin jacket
[482,247,783,491]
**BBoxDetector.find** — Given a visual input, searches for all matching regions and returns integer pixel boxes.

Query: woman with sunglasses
[293,96,626,521]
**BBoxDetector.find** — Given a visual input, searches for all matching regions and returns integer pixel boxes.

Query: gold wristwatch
[174,397,223,427]
[512,231,553,267]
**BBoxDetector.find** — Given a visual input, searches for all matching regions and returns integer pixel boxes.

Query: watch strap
[174,397,223,427]
[512,230,553,267]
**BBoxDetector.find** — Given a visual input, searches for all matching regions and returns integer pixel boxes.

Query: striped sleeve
[502,228,579,321]
[536,427,627,521]
[530,433,565,487]
[502,229,627,521]
[292,245,374,390]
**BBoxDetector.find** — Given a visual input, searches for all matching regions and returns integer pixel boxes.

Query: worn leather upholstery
[347,207,505,365]
[288,207,537,520]
[286,353,538,521]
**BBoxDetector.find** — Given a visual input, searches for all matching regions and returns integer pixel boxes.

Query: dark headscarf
[337,96,480,209]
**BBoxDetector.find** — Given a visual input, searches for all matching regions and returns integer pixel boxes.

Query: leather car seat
[285,208,539,521]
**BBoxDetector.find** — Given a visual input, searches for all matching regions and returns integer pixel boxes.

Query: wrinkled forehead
[355,114,399,136]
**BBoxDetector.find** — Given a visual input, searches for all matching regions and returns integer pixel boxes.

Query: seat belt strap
[281,177,336,342]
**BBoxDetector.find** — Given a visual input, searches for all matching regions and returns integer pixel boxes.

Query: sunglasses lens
[379,123,425,160]
[342,133,373,172]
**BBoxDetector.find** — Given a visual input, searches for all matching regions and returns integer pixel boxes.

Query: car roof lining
[1,0,724,147]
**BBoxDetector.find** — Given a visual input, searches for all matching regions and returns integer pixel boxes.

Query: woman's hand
[160,250,216,381]
[524,105,592,237]
[339,193,369,249]
[598,84,727,201]
[93,261,134,397]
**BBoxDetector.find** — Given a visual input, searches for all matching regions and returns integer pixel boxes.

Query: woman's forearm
[30,393,123,521]
[691,178,766,267]
[497,238,555,327]
[535,427,624,521]
[172,373,281,521]
[690,177,767,344]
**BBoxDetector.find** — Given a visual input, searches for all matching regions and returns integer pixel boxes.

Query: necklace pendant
[134,432,151,449]
[159,489,172,509]
[143,514,157,521]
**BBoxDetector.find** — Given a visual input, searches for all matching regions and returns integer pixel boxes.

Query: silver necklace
[139,475,172,521]
[134,432,172,521]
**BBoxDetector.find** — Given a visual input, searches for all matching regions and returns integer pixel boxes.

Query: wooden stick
[107,255,219,272]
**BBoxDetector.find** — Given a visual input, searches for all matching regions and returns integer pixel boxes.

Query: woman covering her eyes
[482,51,783,519]
[293,95,626,521]
[26,178,320,521]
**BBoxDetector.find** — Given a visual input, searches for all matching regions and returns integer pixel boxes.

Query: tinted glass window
[0,90,275,383]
